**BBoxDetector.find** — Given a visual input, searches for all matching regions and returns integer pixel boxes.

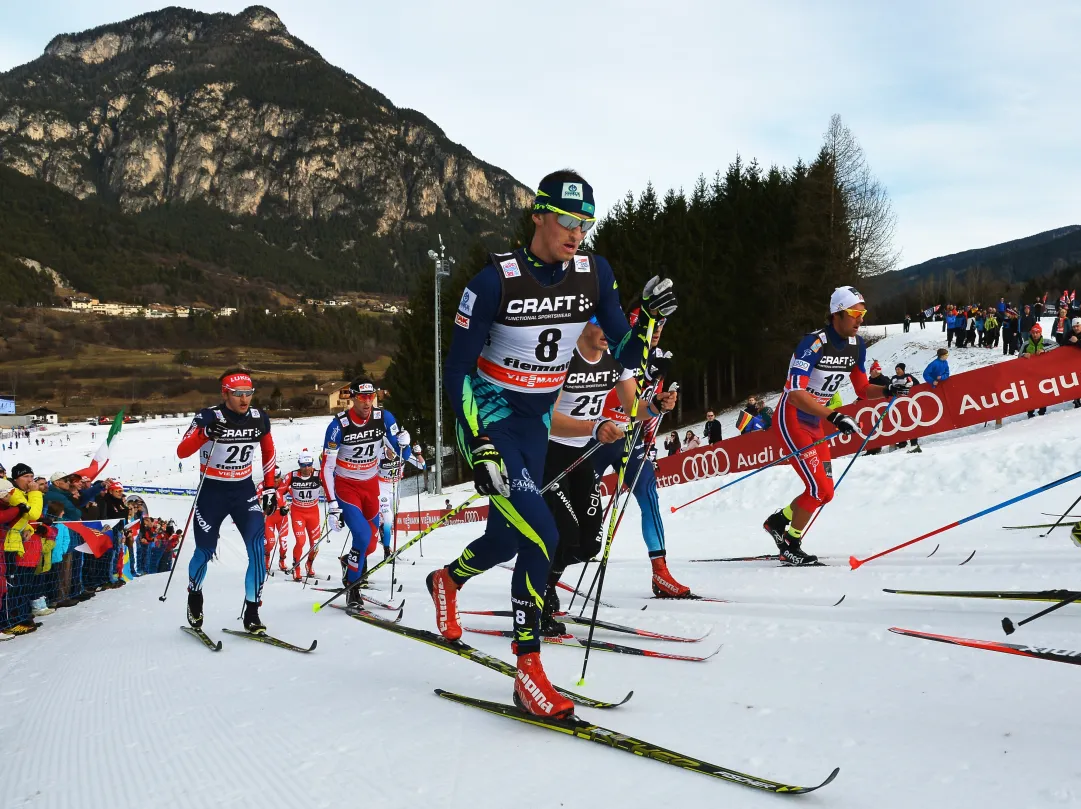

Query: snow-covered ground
[2,323,1080,808]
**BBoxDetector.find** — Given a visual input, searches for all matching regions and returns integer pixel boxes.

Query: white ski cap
[830,286,866,314]
[1073,317,1081,328]
[298,449,314,466]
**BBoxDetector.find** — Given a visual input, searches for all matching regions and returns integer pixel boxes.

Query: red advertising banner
[602,348,1080,494]
[396,350,1079,526]
[395,505,489,532]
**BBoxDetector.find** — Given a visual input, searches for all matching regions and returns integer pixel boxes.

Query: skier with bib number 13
[763,287,907,565]
[427,169,677,718]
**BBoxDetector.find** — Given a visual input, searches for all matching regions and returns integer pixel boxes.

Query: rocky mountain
[0,5,532,298]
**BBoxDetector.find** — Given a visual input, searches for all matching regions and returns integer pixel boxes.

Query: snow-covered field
[2,322,1080,809]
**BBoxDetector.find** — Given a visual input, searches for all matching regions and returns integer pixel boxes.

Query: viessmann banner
[601,349,1081,495]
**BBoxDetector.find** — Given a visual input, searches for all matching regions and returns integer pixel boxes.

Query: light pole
[429,235,454,495]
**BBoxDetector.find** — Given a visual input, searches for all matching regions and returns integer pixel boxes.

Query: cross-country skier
[282,450,323,580]
[320,378,411,608]
[376,432,425,560]
[176,369,277,633]
[259,466,290,572]
[427,169,677,718]
[762,287,906,564]
[542,315,679,634]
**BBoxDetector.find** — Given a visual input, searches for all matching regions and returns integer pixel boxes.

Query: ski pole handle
[158,439,217,602]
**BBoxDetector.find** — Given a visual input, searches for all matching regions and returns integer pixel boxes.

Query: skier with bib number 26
[763,287,905,565]
[428,169,677,718]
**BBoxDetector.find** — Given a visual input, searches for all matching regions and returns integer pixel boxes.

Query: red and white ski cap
[830,286,865,314]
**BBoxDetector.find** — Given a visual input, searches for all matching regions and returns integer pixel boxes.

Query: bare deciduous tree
[823,114,900,277]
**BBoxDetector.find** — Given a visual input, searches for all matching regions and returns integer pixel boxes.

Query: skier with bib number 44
[427,169,677,719]
[762,287,905,565]
[176,369,277,633]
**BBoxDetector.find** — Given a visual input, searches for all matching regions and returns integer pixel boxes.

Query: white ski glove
[397,429,411,447]
[328,506,344,532]
[642,276,678,317]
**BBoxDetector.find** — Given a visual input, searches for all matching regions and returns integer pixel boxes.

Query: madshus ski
[436,690,839,794]
[221,628,317,653]
[181,626,222,651]
[463,627,720,662]
[349,610,631,710]
[690,554,829,567]
[460,609,709,643]
[890,627,1081,666]
[885,588,1081,603]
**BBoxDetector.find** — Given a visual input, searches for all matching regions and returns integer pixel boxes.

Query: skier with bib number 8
[427,169,676,719]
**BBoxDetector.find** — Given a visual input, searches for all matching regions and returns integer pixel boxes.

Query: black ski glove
[827,411,859,436]
[642,276,677,317]
[204,420,228,440]
[645,349,672,382]
[469,435,510,498]
[260,489,278,516]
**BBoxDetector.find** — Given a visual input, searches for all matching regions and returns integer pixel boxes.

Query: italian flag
[76,411,124,481]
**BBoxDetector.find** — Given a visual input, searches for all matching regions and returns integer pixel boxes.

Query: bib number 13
[535,328,562,362]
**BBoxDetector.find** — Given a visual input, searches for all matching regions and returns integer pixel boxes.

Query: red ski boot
[292,564,302,582]
[513,652,574,719]
[651,556,692,598]
[426,568,462,640]
[278,555,288,573]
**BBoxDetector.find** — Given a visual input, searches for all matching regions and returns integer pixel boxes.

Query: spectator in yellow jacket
[4,463,42,556]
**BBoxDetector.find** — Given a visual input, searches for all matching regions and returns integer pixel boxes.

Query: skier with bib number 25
[428,169,677,718]
[763,287,904,565]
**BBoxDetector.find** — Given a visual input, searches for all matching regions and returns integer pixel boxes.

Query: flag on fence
[75,411,124,481]
[67,521,115,558]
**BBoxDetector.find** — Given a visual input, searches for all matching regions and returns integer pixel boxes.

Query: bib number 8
[535,328,562,362]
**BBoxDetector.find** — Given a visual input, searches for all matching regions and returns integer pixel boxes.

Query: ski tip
[309,639,319,651]
[848,555,862,570]
[831,594,846,607]
[959,549,977,566]
[926,543,940,558]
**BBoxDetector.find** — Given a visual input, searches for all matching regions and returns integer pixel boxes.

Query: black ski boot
[242,600,266,634]
[763,510,789,551]
[346,585,364,611]
[186,589,204,629]
[779,534,819,566]
[539,586,566,637]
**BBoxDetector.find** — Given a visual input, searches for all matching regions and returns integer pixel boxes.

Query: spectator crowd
[1,462,179,637]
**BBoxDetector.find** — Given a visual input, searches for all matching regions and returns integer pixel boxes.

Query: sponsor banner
[602,349,1081,494]
[395,505,489,531]
[128,485,198,497]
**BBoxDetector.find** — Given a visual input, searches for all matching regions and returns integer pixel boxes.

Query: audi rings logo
[854,390,945,439]
[681,447,731,482]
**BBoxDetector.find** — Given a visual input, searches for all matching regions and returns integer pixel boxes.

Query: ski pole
[801,397,897,540]
[566,560,591,614]
[1040,491,1081,538]
[158,440,216,602]
[850,469,1081,569]
[575,486,623,619]
[312,493,483,613]
[669,430,842,514]
[578,317,656,685]
[577,397,674,617]
[390,469,400,588]
[1002,591,1081,635]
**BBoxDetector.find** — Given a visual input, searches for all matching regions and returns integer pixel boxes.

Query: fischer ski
[435,689,839,794]
[690,555,828,567]
[180,625,222,651]
[885,588,1081,603]
[220,628,317,653]
[460,610,709,643]
[890,627,1081,666]
[463,627,720,662]
[349,610,632,709]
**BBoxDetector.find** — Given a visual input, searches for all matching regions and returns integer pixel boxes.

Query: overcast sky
[1,1,1078,268]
